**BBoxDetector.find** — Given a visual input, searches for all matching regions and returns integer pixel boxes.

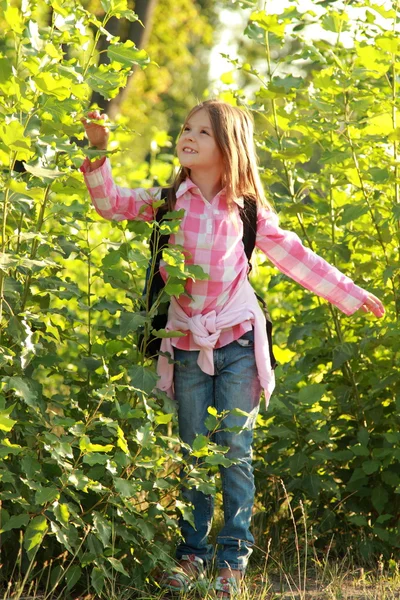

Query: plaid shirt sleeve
[256,207,368,316]
[80,157,161,222]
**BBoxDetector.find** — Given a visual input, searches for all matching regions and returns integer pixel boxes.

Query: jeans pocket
[235,329,254,348]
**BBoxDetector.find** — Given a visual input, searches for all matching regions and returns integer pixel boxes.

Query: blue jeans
[173,329,261,572]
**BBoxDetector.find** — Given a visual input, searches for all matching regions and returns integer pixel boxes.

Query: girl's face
[176,108,224,179]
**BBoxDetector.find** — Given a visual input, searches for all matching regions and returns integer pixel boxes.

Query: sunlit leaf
[107,42,149,68]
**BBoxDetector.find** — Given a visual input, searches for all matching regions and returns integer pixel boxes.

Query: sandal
[214,576,241,597]
[161,554,205,593]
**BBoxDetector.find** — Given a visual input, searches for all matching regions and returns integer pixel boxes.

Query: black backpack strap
[239,196,257,266]
[239,197,277,370]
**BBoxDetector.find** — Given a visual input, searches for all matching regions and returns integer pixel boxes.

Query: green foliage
[1,0,400,594]
[0,0,214,595]
[221,0,400,563]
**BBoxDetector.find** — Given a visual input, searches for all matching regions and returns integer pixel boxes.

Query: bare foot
[216,568,242,598]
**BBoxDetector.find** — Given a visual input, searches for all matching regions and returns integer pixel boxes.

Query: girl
[81,101,384,597]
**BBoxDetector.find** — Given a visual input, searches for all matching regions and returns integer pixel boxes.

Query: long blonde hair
[167,99,275,212]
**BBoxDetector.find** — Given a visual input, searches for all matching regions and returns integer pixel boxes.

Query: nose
[182,130,194,142]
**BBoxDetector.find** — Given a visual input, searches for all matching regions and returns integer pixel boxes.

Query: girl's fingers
[362,293,385,318]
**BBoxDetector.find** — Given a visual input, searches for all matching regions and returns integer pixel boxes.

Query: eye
[201,129,210,135]
[183,126,190,131]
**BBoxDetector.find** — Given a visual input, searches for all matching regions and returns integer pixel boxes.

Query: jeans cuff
[216,562,247,572]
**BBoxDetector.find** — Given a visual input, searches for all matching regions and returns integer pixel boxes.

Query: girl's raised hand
[81,110,110,150]
[359,292,385,318]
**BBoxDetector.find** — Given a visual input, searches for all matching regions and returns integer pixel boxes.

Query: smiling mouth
[182,147,198,154]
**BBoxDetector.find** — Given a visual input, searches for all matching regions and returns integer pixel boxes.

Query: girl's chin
[179,157,197,168]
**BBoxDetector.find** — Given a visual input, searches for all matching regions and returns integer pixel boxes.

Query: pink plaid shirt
[81,158,368,354]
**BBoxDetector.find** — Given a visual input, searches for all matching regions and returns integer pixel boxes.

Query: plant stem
[390,0,400,319]
[82,11,111,78]
[86,220,92,356]
[0,152,17,325]
[20,183,52,313]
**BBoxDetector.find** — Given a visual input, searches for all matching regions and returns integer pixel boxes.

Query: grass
[2,549,400,600]
[2,487,399,600]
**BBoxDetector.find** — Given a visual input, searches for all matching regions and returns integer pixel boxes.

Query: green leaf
[376,514,393,524]
[1,513,30,532]
[79,436,113,453]
[101,0,127,11]
[24,516,47,557]
[0,440,23,458]
[0,120,31,152]
[5,377,37,407]
[93,512,112,548]
[382,470,400,486]
[120,311,149,336]
[205,454,233,468]
[176,499,195,529]
[154,413,173,425]
[192,434,209,452]
[4,6,24,33]
[321,11,349,34]
[288,452,308,475]
[298,384,326,405]
[250,11,285,36]
[332,343,357,369]
[371,486,388,514]
[65,565,81,590]
[134,423,154,447]
[112,8,139,22]
[151,329,187,338]
[91,567,104,596]
[50,521,74,553]
[35,486,59,505]
[163,279,185,297]
[351,444,369,457]
[83,452,109,465]
[0,58,12,83]
[369,167,390,183]
[340,204,369,226]
[347,515,368,526]
[357,427,370,446]
[373,526,391,541]
[23,163,64,179]
[0,411,17,432]
[205,414,219,431]
[128,365,158,395]
[114,477,138,497]
[86,65,127,100]
[107,557,129,576]
[54,503,70,525]
[362,460,381,475]
[34,73,72,100]
[230,408,251,418]
[21,455,41,478]
[107,42,149,68]
[356,43,390,75]
[185,264,209,281]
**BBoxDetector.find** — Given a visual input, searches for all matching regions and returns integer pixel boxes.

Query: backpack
[141,187,277,369]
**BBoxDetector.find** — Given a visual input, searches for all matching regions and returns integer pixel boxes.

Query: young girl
[81,101,384,597]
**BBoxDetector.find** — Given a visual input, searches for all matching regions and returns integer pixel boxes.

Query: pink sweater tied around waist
[156,278,275,408]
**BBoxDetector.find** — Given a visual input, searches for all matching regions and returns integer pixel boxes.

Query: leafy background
[0,0,399,596]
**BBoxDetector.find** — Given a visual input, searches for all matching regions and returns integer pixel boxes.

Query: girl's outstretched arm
[80,112,161,222]
[256,207,385,318]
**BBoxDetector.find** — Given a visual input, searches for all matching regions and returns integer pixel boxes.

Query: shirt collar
[176,177,244,207]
